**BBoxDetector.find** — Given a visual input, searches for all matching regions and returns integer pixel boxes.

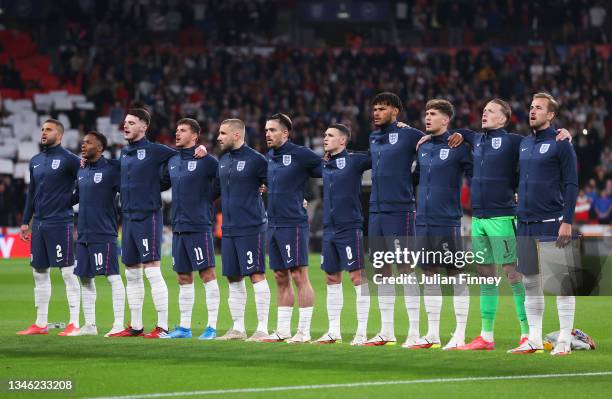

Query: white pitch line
[87,371,612,399]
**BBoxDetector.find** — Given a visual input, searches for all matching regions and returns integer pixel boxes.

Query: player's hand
[19,224,31,242]
[556,222,572,248]
[448,132,464,148]
[194,145,208,158]
[323,151,331,162]
[416,134,431,150]
[259,184,267,194]
[397,121,410,128]
[80,158,87,168]
[303,199,308,208]
[556,128,572,142]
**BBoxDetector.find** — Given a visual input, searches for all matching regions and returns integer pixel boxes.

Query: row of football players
[17,92,577,354]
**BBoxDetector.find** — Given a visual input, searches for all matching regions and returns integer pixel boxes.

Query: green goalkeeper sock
[511,281,529,335]
[480,284,499,335]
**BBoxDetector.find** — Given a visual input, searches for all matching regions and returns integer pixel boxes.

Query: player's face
[265,120,287,149]
[40,122,61,146]
[424,109,448,135]
[217,124,235,152]
[529,98,554,130]
[175,124,196,148]
[372,103,397,127]
[81,134,101,161]
[482,102,507,130]
[123,114,147,141]
[323,128,345,154]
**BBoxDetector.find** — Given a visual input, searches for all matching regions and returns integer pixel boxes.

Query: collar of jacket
[179,146,196,159]
[325,149,348,167]
[432,130,452,143]
[42,144,63,154]
[272,140,293,156]
[88,156,107,169]
[484,127,507,137]
[533,126,557,141]
[127,136,149,149]
[230,143,247,155]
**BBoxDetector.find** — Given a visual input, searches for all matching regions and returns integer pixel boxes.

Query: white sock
[81,278,96,326]
[481,330,494,342]
[557,295,576,343]
[326,283,343,336]
[125,268,144,330]
[61,265,80,327]
[403,274,420,338]
[277,306,293,336]
[298,306,313,335]
[33,269,51,328]
[144,267,169,330]
[377,283,395,338]
[253,280,271,334]
[354,282,370,337]
[523,274,544,347]
[178,283,195,329]
[204,279,220,329]
[106,275,125,328]
[228,280,247,333]
[423,282,442,341]
[452,282,469,342]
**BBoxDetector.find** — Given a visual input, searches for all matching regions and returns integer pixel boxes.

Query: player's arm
[460,144,474,179]
[71,180,80,206]
[412,152,421,188]
[160,163,171,191]
[301,148,323,178]
[206,156,221,201]
[157,143,179,164]
[359,153,372,172]
[20,162,35,241]
[557,141,579,247]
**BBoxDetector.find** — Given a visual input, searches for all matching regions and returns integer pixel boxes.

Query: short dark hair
[126,108,151,126]
[533,92,559,116]
[86,131,108,152]
[425,99,455,119]
[177,118,201,135]
[371,92,403,113]
[43,119,64,134]
[268,113,293,132]
[328,123,351,141]
[488,98,512,126]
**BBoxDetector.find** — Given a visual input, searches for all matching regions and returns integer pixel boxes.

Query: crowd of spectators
[0,1,610,227]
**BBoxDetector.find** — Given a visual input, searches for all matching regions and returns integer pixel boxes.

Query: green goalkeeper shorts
[472,216,517,265]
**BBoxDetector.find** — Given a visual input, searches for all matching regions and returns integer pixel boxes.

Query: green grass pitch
[1,255,611,398]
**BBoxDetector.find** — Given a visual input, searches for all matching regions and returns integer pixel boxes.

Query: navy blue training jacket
[23,144,80,225]
[322,150,371,231]
[517,127,578,223]
[267,140,322,227]
[415,131,473,226]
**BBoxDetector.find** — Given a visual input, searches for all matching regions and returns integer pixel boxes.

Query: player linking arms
[72,132,126,337]
[160,119,220,339]
[18,119,82,336]
[314,124,371,346]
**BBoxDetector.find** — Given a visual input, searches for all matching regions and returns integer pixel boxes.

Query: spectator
[592,189,612,224]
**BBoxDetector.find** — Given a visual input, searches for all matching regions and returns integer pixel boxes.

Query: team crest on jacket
[237,160,245,171]
[187,161,197,171]
[137,149,146,160]
[492,137,502,149]
[539,143,550,154]
[439,148,449,160]
[336,157,346,169]
[51,159,61,169]
[389,133,398,145]
[283,154,292,166]
[94,173,103,183]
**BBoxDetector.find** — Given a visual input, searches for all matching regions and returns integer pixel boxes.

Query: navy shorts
[368,211,416,249]
[172,231,215,273]
[221,232,266,277]
[75,241,120,277]
[321,229,365,274]
[121,210,163,265]
[517,220,561,276]
[267,226,309,270]
[415,225,462,269]
[30,222,75,269]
